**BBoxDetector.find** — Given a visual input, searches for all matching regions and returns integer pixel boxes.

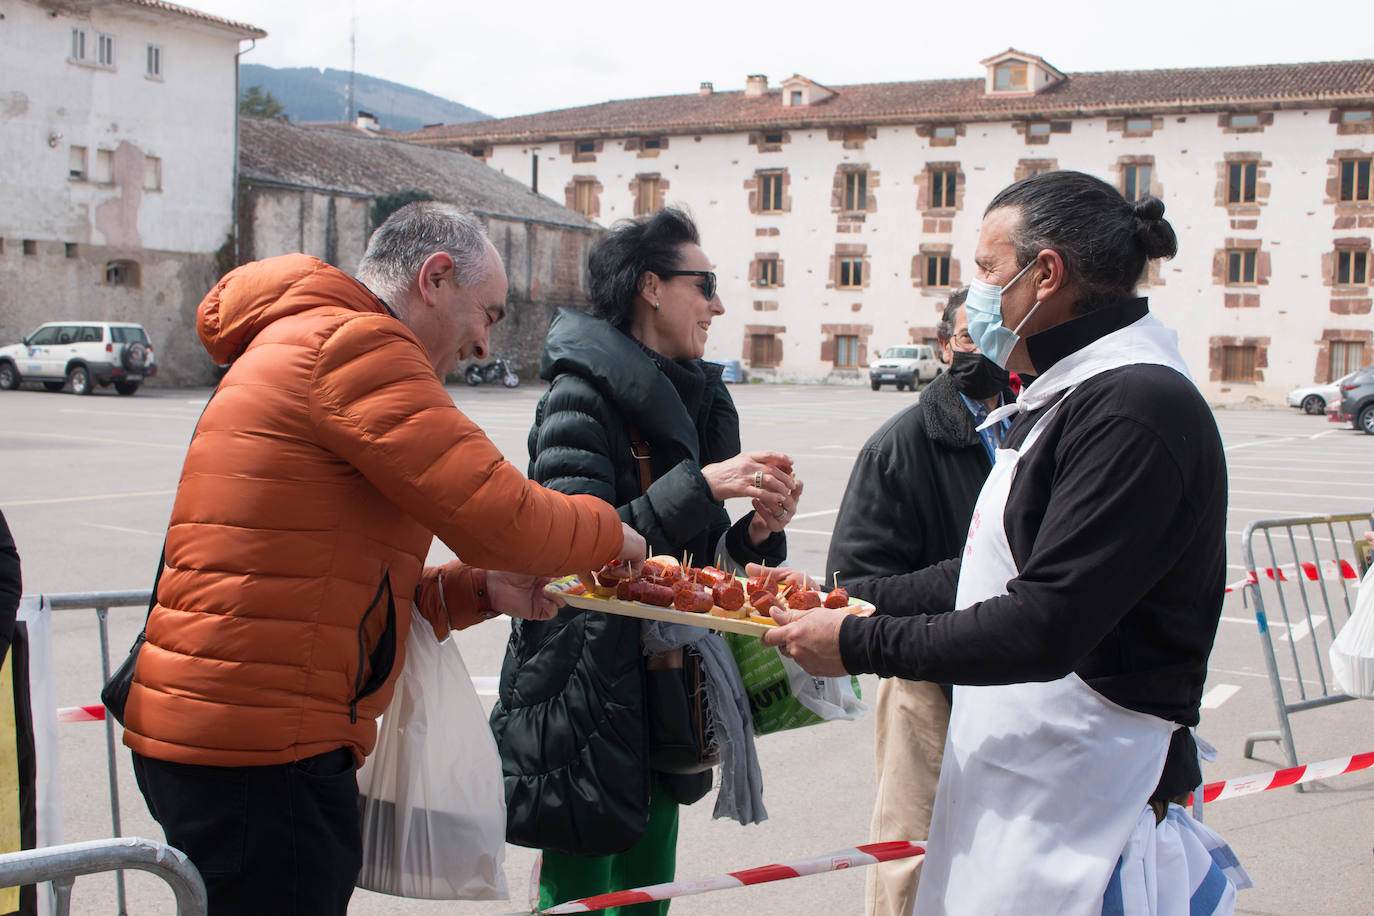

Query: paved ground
[4,381,1373,914]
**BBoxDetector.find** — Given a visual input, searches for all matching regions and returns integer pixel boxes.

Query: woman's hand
[702,450,795,502]
[743,562,817,592]
[747,476,804,544]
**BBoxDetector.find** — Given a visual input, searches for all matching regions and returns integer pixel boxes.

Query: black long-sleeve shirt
[837,299,1227,794]
[0,510,21,668]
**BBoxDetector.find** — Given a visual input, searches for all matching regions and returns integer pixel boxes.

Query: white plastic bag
[1330,566,1374,698]
[782,654,867,721]
[356,604,508,899]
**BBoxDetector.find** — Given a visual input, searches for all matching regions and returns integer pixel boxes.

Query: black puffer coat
[491,308,785,856]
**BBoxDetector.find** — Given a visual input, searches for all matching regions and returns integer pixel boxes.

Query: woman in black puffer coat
[491,208,801,914]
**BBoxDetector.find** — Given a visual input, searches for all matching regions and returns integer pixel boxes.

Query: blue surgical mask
[965,260,1040,368]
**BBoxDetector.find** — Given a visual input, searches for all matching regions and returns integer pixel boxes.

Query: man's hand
[743,562,816,591]
[760,606,850,677]
[617,522,647,568]
[487,571,564,621]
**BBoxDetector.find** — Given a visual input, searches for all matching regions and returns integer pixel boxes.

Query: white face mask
[964,260,1039,368]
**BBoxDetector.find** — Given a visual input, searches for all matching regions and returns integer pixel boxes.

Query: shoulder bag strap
[627,424,653,495]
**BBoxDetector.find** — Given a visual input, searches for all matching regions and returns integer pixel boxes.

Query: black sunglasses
[659,269,717,301]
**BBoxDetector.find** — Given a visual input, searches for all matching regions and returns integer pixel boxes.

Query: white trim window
[146,44,162,78]
[97,33,114,68]
[70,28,87,62]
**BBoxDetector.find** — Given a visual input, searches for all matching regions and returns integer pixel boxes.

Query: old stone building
[410,50,1374,403]
[0,0,264,384]
[238,116,599,376]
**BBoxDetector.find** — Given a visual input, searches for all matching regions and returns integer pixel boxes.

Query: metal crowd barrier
[0,837,206,916]
[40,589,151,915]
[1239,513,1368,785]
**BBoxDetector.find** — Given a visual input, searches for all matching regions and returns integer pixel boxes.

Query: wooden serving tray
[544,575,873,638]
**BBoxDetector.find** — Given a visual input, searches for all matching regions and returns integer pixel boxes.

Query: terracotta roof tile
[407,59,1374,144]
[117,0,265,38]
[238,117,595,229]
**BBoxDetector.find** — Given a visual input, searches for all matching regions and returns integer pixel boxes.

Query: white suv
[0,321,157,396]
[869,345,942,391]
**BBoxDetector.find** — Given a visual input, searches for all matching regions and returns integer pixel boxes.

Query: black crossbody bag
[628,427,719,776]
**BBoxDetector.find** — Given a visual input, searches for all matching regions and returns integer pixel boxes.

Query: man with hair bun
[124,201,645,913]
[766,172,1250,914]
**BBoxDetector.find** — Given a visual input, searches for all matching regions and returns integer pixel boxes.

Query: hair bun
[1131,195,1177,260]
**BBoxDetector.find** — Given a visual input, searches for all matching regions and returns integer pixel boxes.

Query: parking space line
[4,489,175,507]
[1200,684,1240,709]
[1231,487,1369,500]
[785,528,834,537]
[1224,437,1297,452]
[793,508,839,520]
[6,430,184,450]
[83,522,162,537]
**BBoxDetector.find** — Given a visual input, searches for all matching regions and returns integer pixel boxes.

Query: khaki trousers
[865,678,951,916]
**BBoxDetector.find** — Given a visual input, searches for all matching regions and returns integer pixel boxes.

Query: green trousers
[539,776,680,916]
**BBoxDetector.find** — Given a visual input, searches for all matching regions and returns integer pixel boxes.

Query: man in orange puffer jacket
[124,202,645,914]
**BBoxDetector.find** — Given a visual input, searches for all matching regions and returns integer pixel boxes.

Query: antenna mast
[346,0,357,121]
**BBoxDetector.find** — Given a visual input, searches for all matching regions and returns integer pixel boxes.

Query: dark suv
[1336,366,1374,434]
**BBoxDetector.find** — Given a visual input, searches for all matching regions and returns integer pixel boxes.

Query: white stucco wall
[0,0,245,254]
[480,105,1374,403]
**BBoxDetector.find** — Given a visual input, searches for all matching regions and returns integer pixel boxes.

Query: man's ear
[1033,248,1069,301]
[416,251,455,307]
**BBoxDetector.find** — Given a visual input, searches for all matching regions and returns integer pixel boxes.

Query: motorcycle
[464,359,520,388]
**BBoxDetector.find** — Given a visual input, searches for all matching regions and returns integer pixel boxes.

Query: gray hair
[356,201,495,309]
[936,287,969,345]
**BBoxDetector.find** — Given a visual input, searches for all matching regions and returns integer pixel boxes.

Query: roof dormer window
[982,49,1065,97]
[994,63,1027,91]
[780,74,836,108]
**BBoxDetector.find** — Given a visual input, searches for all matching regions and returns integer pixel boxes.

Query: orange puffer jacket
[124,254,622,767]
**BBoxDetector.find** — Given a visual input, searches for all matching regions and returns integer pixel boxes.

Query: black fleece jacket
[837,299,1228,798]
[492,308,785,856]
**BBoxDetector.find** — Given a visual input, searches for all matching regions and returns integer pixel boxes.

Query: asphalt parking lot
[4,381,1373,915]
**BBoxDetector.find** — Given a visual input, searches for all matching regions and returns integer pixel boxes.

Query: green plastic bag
[723,632,865,735]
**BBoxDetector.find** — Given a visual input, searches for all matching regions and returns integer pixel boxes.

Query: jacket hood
[541,308,724,458]
[198,254,389,365]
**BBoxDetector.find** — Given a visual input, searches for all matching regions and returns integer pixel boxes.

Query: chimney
[744,74,768,97]
[355,109,379,132]
[698,81,714,96]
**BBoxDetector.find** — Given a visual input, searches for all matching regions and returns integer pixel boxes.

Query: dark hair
[985,171,1178,313]
[584,207,701,328]
[937,287,969,345]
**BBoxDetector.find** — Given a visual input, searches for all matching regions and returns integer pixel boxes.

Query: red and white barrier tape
[1224,559,1358,594]
[56,705,106,723]
[532,751,1374,914]
[1188,750,1374,805]
[536,840,924,914]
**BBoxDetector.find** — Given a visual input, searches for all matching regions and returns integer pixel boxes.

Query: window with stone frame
[843,170,868,213]
[759,171,785,213]
[833,334,861,368]
[1331,339,1366,378]
[1122,163,1152,201]
[1335,108,1374,135]
[753,254,781,288]
[104,259,141,288]
[568,177,600,218]
[633,175,663,217]
[930,167,957,209]
[1221,345,1257,382]
[838,256,864,289]
[1228,161,1259,204]
[1015,159,1057,182]
[566,139,602,163]
[749,332,783,367]
[1227,248,1258,285]
[1340,157,1372,203]
[924,253,952,288]
[1336,248,1370,286]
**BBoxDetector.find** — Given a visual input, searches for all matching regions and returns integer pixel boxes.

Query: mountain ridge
[240,63,491,132]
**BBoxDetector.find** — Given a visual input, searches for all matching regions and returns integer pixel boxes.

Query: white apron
[912,314,1194,916]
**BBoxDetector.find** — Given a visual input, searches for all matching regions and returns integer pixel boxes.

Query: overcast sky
[194,0,1372,119]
